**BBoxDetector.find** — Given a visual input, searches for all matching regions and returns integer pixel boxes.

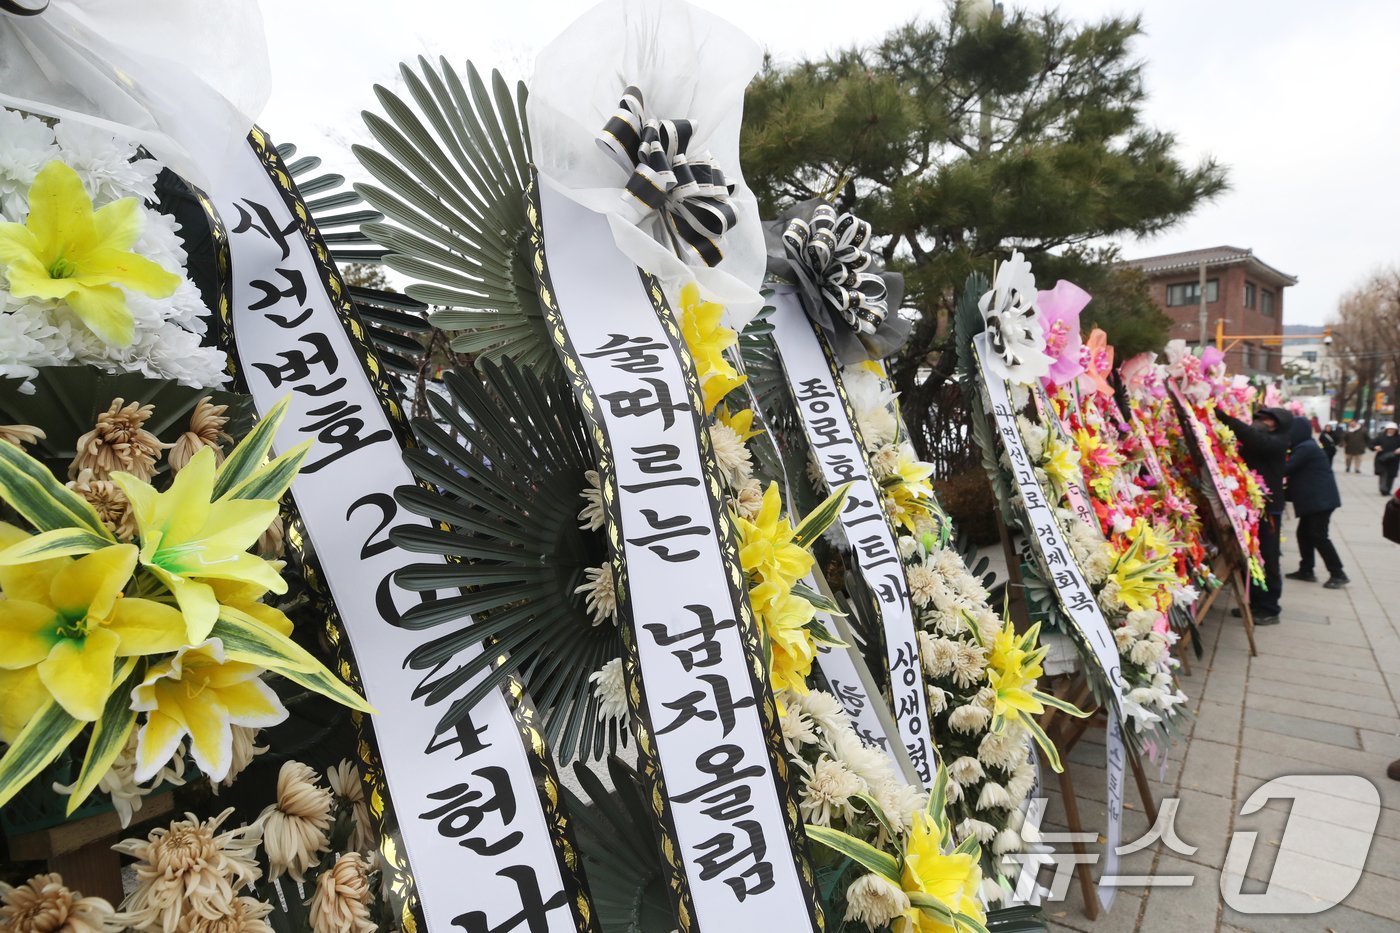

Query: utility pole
[1196,259,1209,351]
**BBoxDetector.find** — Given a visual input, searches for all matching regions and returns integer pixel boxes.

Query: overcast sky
[258,0,1400,326]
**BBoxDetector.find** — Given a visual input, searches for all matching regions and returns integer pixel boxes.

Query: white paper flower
[979,250,1051,384]
[589,657,630,724]
[527,0,766,325]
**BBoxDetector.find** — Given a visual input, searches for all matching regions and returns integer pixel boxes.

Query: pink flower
[1037,280,1090,385]
[1200,346,1225,372]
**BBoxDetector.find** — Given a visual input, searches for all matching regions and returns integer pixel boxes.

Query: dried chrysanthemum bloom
[66,468,136,541]
[172,896,272,933]
[216,725,267,793]
[168,397,232,473]
[327,759,375,853]
[574,564,617,626]
[256,513,286,560]
[70,398,166,480]
[731,477,764,521]
[54,731,187,828]
[258,761,333,881]
[308,852,376,933]
[843,872,909,928]
[0,423,45,448]
[0,873,122,933]
[113,808,262,933]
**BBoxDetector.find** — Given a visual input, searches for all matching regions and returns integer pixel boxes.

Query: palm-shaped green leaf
[352,57,557,374]
[390,358,620,760]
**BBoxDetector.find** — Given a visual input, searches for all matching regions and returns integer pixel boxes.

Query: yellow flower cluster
[896,810,985,933]
[882,444,936,535]
[736,483,817,694]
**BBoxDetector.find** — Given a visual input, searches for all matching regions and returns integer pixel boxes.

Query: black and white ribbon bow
[781,204,888,335]
[596,85,738,268]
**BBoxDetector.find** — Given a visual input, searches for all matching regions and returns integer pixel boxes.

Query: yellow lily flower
[985,619,1047,721]
[1042,435,1082,490]
[717,406,763,443]
[897,811,986,933]
[884,444,936,534]
[758,590,816,695]
[0,524,187,723]
[736,483,814,605]
[113,447,286,643]
[678,282,746,413]
[0,161,180,346]
[131,637,287,782]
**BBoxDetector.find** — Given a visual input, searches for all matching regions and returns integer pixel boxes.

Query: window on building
[1242,344,1253,368]
[1261,290,1275,316]
[1166,279,1220,307]
[1244,282,1256,308]
[1303,350,1318,362]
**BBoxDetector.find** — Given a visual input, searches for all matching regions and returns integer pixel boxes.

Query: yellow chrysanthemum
[0,161,180,346]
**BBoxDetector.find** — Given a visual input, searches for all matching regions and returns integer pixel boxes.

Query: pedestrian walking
[1283,418,1348,588]
[1344,421,1369,472]
[1373,422,1400,495]
[1216,405,1293,625]
[1318,422,1339,467]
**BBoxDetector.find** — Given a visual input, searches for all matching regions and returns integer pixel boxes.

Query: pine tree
[742,3,1225,470]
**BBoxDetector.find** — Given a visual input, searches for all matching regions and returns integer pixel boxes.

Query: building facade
[1125,246,1298,375]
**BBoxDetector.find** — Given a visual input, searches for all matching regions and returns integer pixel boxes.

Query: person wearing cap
[1344,421,1370,472]
[1215,405,1293,625]
[1283,417,1348,588]
[1373,422,1400,496]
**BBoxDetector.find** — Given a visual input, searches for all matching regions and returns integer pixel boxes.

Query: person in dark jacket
[1215,405,1293,624]
[1344,422,1370,472]
[1283,418,1348,588]
[1373,422,1400,495]
[1318,422,1339,467]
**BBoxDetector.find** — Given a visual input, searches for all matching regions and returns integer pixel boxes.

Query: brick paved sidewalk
[1041,456,1400,932]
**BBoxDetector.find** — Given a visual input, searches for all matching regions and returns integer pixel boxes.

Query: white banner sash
[213,131,589,933]
[767,289,937,787]
[531,180,821,932]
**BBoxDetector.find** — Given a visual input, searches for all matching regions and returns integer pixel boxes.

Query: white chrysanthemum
[951,644,988,689]
[1017,416,1048,461]
[898,534,921,560]
[799,756,863,827]
[956,817,1000,845]
[949,756,985,786]
[871,779,925,836]
[1082,548,1112,585]
[52,122,160,205]
[829,728,891,790]
[919,633,958,678]
[578,470,605,531]
[945,777,963,804]
[574,564,618,625]
[1130,636,1166,668]
[982,876,1009,905]
[973,609,1002,645]
[1007,760,1038,802]
[952,570,988,602]
[1125,609,1158,637]
[0,872,123,933]
[978,723,1030,771]
[732,477,764,521]
[841,367,898,447]
[906,562,940,609]
[949,704,992,734]
[0,110,59,217]
[926,684,949,715]
[843,872,910,928]
[1097,581,1125,613]
[709,420,754,487]
[977,781,1014,811]
[780,704,817,749]
[992,827,1024,855]
[931,608,968,637]
[589,658,629,723]
[793,689,847,739]
[869,442,899,479]
[1113,626,1136,651]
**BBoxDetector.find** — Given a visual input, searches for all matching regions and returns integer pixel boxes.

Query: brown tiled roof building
[1125,246,1297,375]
